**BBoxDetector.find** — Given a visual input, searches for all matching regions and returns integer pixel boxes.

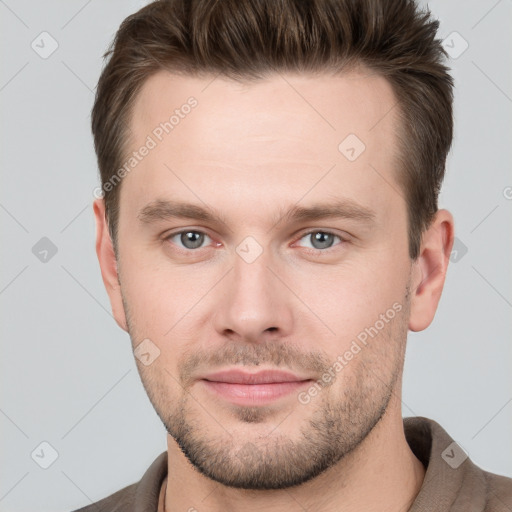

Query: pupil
[181,231,204,249]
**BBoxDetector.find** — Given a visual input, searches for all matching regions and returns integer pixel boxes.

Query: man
[76,0,512,510]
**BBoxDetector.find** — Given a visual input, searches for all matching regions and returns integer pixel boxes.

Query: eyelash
[162,229,346,254]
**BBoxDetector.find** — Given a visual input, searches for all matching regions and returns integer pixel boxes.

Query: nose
[212,247,294,344]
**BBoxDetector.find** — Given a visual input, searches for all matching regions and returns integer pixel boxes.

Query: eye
[295,230,343,251]
[165,230,213,250]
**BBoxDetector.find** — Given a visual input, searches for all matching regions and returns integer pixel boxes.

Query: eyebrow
[137,198,376,227]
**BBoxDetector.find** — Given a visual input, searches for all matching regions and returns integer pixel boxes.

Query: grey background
[1,1,511,511]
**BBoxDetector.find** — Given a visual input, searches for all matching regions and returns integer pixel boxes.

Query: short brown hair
[91,0,453,259]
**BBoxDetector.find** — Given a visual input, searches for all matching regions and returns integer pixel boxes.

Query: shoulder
[482,470,512,511]
[404,416,512,511]
[68,451,168,512]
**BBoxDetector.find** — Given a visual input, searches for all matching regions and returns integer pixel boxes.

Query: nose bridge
[214,244,292,340]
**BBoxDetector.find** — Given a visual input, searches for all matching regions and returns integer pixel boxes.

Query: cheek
[292,254,408,351]
[295,273,400,350]
[119,249,220,340]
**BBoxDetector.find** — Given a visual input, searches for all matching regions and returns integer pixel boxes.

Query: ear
[409,209,455,332]
[93,198,128,332]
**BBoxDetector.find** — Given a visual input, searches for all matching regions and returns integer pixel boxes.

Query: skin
[94,68,454,511]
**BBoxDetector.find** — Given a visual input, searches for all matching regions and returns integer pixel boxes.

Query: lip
[202,369,310,384]
[200,369,313,406]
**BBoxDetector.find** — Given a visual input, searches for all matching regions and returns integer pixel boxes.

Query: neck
[162,397,425,512]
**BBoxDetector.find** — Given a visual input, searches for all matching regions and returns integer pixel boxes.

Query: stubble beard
[124,288,410,490]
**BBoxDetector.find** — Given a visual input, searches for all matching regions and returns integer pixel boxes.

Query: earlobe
[93,198,128,332]
[408,209,455,332]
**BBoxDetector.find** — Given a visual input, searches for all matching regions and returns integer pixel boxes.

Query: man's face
[110,69,414,489]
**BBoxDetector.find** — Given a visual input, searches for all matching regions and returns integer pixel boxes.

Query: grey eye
[175,231,209,249]
[298,231,340,250]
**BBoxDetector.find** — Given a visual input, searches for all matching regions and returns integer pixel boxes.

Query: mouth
[199,369,313,406]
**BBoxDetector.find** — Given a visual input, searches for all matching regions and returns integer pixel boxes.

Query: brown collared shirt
[71,417,512,511]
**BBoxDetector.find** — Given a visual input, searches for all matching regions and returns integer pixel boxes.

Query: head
[93,0,455,490]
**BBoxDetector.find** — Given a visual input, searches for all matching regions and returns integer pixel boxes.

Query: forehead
[121,68,403,225]
[130,68,398,152]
